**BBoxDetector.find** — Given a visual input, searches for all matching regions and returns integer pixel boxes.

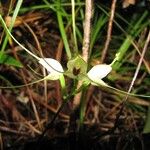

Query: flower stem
[59,74,67,99]
[0,15,40,61]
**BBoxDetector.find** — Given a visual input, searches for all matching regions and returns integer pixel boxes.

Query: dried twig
[114,29,150,130]
[11,22,43,130]
[82,0,93,62]
[101,0,117,63]
[73,0,93,108]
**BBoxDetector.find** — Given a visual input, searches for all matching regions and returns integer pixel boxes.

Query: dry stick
[21,22,48,130]
[14,21,46,130]
[114,30,150,131]
[112,19,150,73]
[73,0,93,108]
[101,0,117,63]
[55,39,64,105]
[37,101,67,142]
[23,21,48,126]
[33,92,69,120]
[95,30,150,139]
[10,40,42,131]
[0,126,29,136]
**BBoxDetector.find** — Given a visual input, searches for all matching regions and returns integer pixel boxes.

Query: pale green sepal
[65,55,87,79]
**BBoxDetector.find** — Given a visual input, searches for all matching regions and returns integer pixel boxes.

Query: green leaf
[65,55,87,79]
[0,52,23,67]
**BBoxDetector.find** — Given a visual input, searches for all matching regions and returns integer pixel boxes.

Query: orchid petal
[87,64,112,86]
[39,58,64,80]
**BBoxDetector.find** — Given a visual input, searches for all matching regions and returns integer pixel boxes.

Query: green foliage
[43,0,72,59]
[90,13,108,54]
[112,11,149,70]
[0,52,23,67]
[0,0,23,67]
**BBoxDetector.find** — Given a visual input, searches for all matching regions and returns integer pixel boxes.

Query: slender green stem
[0,78,45,89]
[111,11,149,70]
[19,2,85,13]
[0,0,23,57]
[56,0,72,59]
[79,89,87,128]
[0,15,40,60]
[71,0,78,52]
[59,74,67,99]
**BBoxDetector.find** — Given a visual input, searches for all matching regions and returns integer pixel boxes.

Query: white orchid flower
[87,64,112,86]
[39,58,64,80]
